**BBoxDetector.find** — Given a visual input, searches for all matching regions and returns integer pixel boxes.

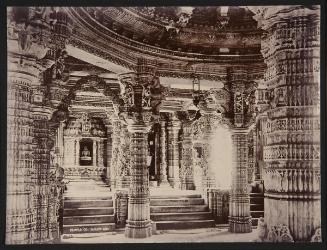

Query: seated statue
[82,146,90,156]
[80,146,91,161]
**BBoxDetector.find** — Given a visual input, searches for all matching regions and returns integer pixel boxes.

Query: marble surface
[60,227,258,243]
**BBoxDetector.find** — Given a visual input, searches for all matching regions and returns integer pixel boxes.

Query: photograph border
[0,0,325,250]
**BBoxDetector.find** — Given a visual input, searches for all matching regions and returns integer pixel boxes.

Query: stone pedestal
[125,121,152,238]
[229,129,252,233]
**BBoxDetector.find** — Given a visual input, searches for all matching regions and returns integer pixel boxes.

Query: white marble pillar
[167,116,181,189]
[125,118,152,238]
[229,129,252,233]
[93,140,97,167]
[159,119,169,186]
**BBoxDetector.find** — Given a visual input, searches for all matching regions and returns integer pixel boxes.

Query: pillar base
[159,179,170,188]
[168,178,181,189]
[125,220,152,238]
[229,216,252,233]
[181,179,195,190]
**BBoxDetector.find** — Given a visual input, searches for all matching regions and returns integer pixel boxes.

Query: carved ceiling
[87,7,261,53]
[64,7,266,82]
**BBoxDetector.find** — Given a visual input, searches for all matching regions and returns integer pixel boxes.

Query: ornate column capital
[118,59,163,115]
[7,7,72,60]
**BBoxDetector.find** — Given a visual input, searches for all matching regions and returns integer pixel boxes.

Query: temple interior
[6,6,321,244]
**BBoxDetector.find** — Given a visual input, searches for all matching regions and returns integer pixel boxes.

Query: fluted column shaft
[229,129,252,233]
[167,119,181,189]
[125,122,152,238]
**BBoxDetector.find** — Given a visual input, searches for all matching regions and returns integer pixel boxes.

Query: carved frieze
[267,224,294,242]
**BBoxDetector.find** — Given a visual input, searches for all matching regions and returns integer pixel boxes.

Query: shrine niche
[63,113,108,179]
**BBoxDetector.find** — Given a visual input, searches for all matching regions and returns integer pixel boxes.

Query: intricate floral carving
[310,228,321,242]
[267,224,294,242]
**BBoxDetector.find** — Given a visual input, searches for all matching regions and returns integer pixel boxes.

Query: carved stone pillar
[6,6,71,244]
[180,121,195,190]
[158,116,169,186]
[252,6,321,242]
[116,124,131,188]
[7,58,38,244]
[58,121,65,167]
[98,139,104,168]
[125,118,152,238]
[106,126,113,186]
[7,10,55,240]
[74,139,80,167]
[167,116,181,189]
[229,129,252,233]
[92,140,97,167]
[63,137,75,167]
[32,106,54,243]
[118,59,163,238]
[247,129,255,185]
[110,120,121,189]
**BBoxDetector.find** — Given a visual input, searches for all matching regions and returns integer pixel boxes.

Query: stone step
[64,200,113,208]
[250,196,264,204]
[150,205,208,213]
[63,215,115,225]
[63,207,114,216]
[151,212,212,221]
[64,196,112,201]
[63,223,115,234]
[150,198,204,206]
[250,204,264,211]
[155,220,215,230]
[251,211,264,218]
[249,192,264,197]
[151,194,202,199]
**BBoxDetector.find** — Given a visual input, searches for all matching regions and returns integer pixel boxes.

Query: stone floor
[60,227,258,243]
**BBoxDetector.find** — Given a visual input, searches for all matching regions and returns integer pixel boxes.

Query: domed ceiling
[65,6,265,82]
[83,6,261,55]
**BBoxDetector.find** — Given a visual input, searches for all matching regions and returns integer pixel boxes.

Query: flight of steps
[62,179,115,234]
[250,187,264,227]
[150,194,215,230]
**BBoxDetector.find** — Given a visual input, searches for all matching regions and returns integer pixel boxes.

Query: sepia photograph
[4,3,322,245]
